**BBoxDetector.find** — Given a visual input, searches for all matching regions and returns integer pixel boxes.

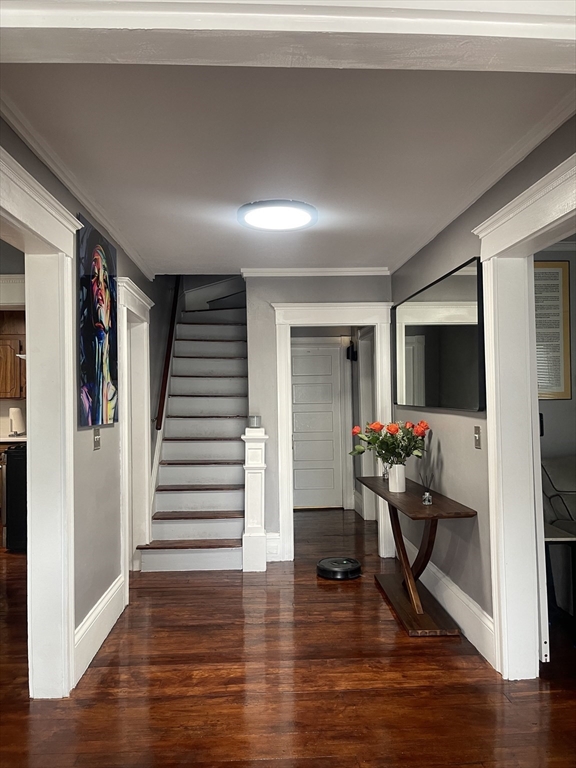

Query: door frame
[117,279,154,595]
[473,152,576,680]
[273,302,394,561]
[356,327,377,520]
[290,335,354,511]
[0,147,81,697]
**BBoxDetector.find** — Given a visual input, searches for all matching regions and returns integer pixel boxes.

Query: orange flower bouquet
[350,420,430,466]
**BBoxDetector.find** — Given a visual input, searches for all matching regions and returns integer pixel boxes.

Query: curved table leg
[388,504,424,614]
[410,519,438,582]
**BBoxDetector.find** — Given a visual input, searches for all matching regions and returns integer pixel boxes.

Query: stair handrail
[155,275,181,431]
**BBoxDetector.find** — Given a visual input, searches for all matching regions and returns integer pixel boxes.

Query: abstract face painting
[78,215,118,426]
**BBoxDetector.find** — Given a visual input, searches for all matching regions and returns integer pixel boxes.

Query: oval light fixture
[238,200,318,231]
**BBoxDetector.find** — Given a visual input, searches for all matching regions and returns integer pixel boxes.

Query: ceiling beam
[1,1,574,72]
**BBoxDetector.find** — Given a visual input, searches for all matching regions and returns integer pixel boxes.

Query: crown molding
[242,267,390,278]
[473,153,576,239]
[389,91,576,274]
[0,94,156,281]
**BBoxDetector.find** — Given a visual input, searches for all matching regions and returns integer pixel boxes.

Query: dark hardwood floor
[1,509,575,767]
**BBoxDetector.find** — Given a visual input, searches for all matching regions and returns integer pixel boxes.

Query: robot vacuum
[316,557,362,580]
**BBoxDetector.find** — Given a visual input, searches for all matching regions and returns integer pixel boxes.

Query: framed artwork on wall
[77,214,118,426]
[534,260,571,400]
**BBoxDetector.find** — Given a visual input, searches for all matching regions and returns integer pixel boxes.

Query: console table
[358,476,477,636]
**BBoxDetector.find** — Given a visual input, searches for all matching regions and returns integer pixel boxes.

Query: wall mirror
[393,258,485,411]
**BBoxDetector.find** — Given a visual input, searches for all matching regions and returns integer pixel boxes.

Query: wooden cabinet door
[0,339,21,398]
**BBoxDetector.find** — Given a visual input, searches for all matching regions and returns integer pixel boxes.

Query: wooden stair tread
[159,460,243,466]
[166,415,247,420]
[175,338,246,343]
[182,308,246,314]
[177,322,247,326]
[170,374,247,379]
[162,437,243,442]
[152,510,244,520]
[137,538,242,550]
[168,394,247,398]
[208,289,246,301]
[156,484,244,492]
[173,355,247,360]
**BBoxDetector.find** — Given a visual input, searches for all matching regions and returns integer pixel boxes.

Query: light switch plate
[474,426,481,450]
[93,428,101,451]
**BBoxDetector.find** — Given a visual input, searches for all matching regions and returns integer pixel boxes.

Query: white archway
[474,153,576,680]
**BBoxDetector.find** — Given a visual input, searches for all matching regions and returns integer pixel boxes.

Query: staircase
[139,281,248,571]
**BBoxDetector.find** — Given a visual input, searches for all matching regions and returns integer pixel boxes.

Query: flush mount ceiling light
[237,200,318,231]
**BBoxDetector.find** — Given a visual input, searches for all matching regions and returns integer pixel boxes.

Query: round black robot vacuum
[316,557,362,580]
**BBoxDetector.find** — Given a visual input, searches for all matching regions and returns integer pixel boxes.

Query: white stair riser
[165,417,247,439]
[208,293,246,310]
[174,339,247,358]
[172,357,248,377]
[180,308,246,324]
[168,396,248,417]
[141,548,243,572]
[170,377,248,397]
[159,463,244,485]
[156,489,244,512]
[177,324,246,341]
[152,518,244,540]
[162,441,244,461]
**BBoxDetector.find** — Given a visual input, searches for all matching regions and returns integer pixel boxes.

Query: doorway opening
[273,301,393,563]
[532,235,576,677]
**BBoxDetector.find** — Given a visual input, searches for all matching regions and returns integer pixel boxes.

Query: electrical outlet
[93,428,101,451]
[474,426,481,450]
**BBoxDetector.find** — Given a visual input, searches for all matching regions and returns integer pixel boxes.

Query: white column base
[242,533,267,572]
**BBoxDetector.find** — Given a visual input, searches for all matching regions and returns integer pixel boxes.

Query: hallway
[1,510,575,767]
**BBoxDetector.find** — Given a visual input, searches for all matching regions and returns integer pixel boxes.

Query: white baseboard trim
[74,574,125,685]
[404,539,496,668]
[354,489,363,517]
[266,531,281,561]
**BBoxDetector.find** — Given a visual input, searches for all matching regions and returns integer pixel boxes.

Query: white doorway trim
[273,302,394,561]
[0,147,82,698]
[291,335,354,511]
[473,152,576,680]
[117,278,154,597]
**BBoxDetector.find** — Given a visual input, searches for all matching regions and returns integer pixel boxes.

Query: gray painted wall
[0,239,25,273]
[246,276,391,531]
[392,116,576,616]
[536,248,576,459]
[0,119,175,626]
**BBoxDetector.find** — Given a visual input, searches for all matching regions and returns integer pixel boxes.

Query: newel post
[241,426,268,572]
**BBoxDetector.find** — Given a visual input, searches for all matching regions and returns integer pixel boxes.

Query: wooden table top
[358,476,477,521]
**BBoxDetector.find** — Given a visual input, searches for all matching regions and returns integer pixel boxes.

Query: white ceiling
[0,64,574,276]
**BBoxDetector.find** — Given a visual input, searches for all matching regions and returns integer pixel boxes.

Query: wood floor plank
[1,509,574,768]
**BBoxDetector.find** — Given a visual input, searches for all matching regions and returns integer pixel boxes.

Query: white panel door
[292,345,343,508]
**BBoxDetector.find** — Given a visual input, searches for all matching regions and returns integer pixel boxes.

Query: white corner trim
[117,276,155,319]
[354,489,364,517]
[266,532,281,562]
[242,267,390,277]
[0,147,81,233]
[0,95,156,281]
[73,575,125,685]
[404,539,496,668]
